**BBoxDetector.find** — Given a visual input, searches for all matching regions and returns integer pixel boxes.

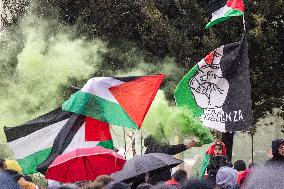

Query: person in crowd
[95,175,114,187]
[180,179,213,189]
[203,141,232,185]
[165,169,188,186]
[150,183,178,189]
[0,158,39,189]
[241,165,284,189]
[82,181,103,189]
[143,135,195,184]
[136,183,152,189]
[233,160,247,186]
[0,171,21,189]
[200,140,228,180]
[0,157,7,170]
[233,160,246,172]
[236,168,252,187]
[265,138,284,166]
[105,182,131,189]
[215,166,239,189]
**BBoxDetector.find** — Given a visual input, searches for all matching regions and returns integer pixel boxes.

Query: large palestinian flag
[62,74,165,129]
[174,36,251,132]
[4,108,113,174]
[205,0,244,29]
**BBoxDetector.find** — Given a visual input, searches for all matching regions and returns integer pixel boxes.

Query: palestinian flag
[4,108,113,174]
[174,36,251,132]
[205,0,244,29]
[62,74,165,129]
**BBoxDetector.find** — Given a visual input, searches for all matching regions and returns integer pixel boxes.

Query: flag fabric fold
[62,74,165,129]
[205,0,244,29]
[175,36,251,132]
[4,109,113,174]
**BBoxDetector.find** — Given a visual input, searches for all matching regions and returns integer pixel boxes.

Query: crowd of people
[0,138,283,189]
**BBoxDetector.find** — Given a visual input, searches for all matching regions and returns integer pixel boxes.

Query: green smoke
[142,90,213,145]
[0,16,107,142]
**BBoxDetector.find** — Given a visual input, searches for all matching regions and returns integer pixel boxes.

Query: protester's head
[0,158,7,170]
[216,166,237,189]
[106,182,130,189]
[214,142,223,156]
[271,139,284,159]
[95,175,114,186]
[180,179,213,189]
[136,183,152,189]
[172,169,188,184]
[233,160,246,171]
[242,165,284,189]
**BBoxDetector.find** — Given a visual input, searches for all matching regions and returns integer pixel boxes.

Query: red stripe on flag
[227,0,244,12]
[110,74,164,129]
[85,117,112,141]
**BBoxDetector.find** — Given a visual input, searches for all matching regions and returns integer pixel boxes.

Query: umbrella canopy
[45,146,125,183]
[112,153,183,182]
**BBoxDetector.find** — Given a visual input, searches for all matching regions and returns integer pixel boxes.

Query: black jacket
[265,139,284,166]
[144,136,187,184]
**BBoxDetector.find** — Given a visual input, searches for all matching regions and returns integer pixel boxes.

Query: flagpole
[124,130,139,157]
[242,13,246,33]
[123,127,127,155]
[140,129,143,154]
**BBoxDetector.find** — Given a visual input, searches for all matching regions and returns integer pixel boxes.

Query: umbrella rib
[83,156,89,180]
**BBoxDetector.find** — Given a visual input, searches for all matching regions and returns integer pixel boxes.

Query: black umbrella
[112,153,183,182]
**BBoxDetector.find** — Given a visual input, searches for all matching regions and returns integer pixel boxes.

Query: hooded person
[216,166,239,189]
[200,140,231,183]
[265,139,284,166]
[200,141,227,179]
[143,135,195,184]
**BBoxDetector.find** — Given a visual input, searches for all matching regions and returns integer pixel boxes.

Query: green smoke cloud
[142,90,213,145]
[0,16,107,142]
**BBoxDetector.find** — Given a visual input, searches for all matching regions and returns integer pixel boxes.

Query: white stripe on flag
[81,77,124,103]
[62,123,99,154]
[211,5,231,21]
[8,119,68,159]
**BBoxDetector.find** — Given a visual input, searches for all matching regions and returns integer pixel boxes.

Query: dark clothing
[144,136,188,184]
[207,155,232,184]
[265,158,284,166]
[265,139,284,166]
[4,169,22,182]
[0,171,21,189]
[145,144,187,155]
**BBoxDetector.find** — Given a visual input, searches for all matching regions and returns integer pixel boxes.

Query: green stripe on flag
[97,140,114,150]
[18,148,52,174]
[206,9,244,29]
[174,65,203,118]
[62,91,137,129]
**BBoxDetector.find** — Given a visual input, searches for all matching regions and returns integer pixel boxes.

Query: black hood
[272,139,284,160]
